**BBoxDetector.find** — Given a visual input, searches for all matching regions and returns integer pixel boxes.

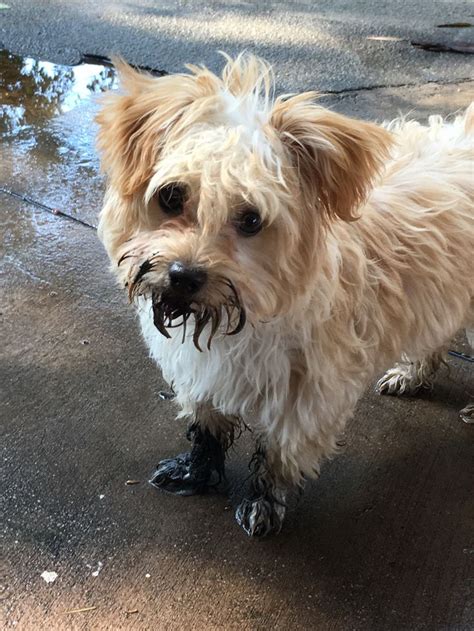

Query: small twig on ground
[0,187,97,230]
[63,606,97,614]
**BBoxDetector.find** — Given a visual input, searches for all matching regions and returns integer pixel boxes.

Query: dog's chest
[137,300,291,416]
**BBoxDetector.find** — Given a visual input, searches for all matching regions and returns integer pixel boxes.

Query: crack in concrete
[319,76,473,96]
[79,52,473,97]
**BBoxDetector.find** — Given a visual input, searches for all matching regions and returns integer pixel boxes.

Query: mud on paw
[149,453,212,495]
[235,494,286,537]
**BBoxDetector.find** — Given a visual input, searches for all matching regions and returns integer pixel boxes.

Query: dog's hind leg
[150,402,237,495]
[375,350,445,396]
[235,442,289,537]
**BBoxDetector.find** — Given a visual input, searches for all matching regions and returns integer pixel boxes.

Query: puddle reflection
[0,50,118,229]
[0,49,116,135]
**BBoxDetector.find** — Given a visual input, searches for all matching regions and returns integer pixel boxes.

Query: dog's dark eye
[157,183,187,216]
[236,210,263,237]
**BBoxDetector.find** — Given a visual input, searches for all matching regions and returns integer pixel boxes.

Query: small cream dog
[97,54,473,536]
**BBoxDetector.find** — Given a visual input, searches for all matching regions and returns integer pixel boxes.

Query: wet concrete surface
[1,51,474,630]
[1,0,473,93]
[0,50,115,228]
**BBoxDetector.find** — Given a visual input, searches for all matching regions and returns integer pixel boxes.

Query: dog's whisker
[127,258,163,302]
[228,305,246,336]
[227,279,242,307]
[147,252,163,267]
[215,288,231,303]
[192,309,209,352]
[117,251,134,267]
[152,297,171,339]
[181,311,190,344]
[207,307,222,350]
[222,303,232,334]
[127,279,139,303]
[133,259,154,284]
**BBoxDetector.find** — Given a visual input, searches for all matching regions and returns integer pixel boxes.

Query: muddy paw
[235,495,286,537]
[149,453,210,496]
[460,403,474,425]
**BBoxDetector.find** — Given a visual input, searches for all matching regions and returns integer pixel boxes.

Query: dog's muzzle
[121,251,246,350]
[151,268,246,351]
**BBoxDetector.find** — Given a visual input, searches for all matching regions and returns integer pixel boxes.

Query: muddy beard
[151,281,246,352]
[120,253,246,350]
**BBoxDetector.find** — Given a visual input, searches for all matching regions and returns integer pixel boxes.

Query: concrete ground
[1,0,473,92]
[1,2,474,629]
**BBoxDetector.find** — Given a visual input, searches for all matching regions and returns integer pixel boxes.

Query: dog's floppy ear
[96,60,212,197]
[270,94,392,221]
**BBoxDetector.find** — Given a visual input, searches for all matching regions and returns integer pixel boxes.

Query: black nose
[168,262,207,295]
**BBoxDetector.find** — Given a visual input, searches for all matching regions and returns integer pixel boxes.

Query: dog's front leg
[150,403,236,495]
[235,373,350,537]
[235,442,289,537]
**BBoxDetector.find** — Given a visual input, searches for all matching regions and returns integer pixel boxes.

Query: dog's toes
[375,366,420,396]
[235,496,286,537]
[149,453,207,495]
[460,403,474,424]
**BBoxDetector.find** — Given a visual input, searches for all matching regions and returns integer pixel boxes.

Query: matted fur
[97,53,473,486]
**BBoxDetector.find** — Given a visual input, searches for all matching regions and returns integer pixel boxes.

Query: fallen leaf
[367,35,404,42]
[436,22,472,28]
[63,606,97,614]
[411,39,474,53]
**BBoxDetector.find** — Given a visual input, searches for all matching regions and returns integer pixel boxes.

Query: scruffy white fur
[97,54,473,535]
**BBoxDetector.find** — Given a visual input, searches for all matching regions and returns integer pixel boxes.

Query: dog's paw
[235,495,286,537]
[460,403,474,424]
[375,364,422,396]
[158,390,176,401]
[149,453,209,496]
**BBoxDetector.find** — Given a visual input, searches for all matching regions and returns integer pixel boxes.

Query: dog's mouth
[151,286,246,351]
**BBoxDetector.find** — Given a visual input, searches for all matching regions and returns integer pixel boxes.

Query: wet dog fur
[97,53,474,536]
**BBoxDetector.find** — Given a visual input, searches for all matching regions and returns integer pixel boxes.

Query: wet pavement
[1,50,473,630]
[0,50,115,228]
[1,0,473,93]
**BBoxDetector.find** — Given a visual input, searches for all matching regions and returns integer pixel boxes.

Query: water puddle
[0,50,116,135]
[0,49,117,231]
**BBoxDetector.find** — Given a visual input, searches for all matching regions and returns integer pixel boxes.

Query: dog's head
[97,53,391,349]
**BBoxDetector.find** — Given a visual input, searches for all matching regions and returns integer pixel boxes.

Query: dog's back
[382,103,474,187]
[339,104,474,367]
